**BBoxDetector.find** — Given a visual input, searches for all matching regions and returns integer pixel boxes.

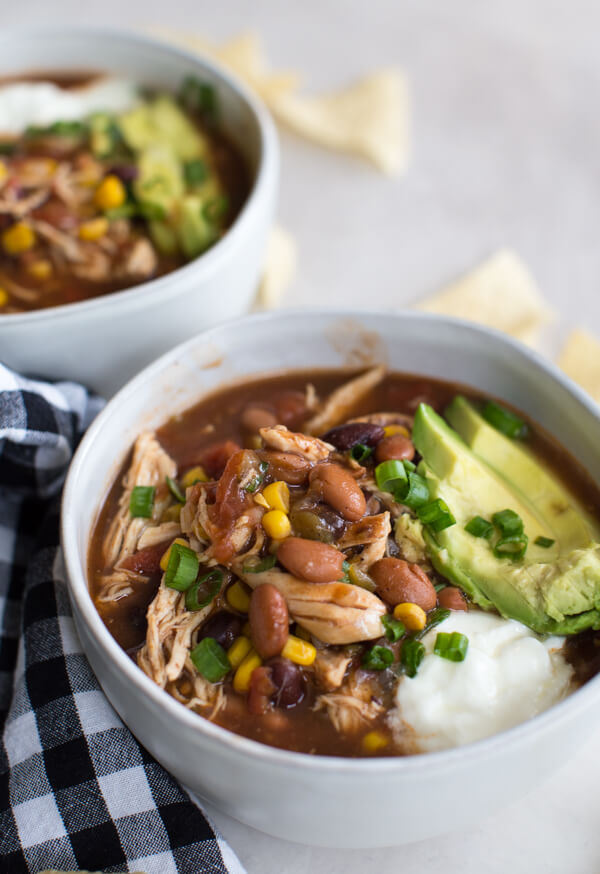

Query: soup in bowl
[62,311,600,846]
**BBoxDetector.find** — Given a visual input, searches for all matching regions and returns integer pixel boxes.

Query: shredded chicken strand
[259,424,334,461]
[304,366,386,435]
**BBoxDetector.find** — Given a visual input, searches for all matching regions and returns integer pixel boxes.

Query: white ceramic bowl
[62,310,600,848]
[0,29,278,396]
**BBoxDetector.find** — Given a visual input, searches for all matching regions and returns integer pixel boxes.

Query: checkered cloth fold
[0,364,244,874]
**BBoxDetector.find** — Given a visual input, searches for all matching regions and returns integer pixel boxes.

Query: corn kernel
[2,222,36,255]
[393,602,427,631]
[262,480,290,513]
[362,731,389,753]
[227,636,252,669]
[78,216,109,241]
[383,425,409,438]
[160,537,189,572]
[0,288,8,307]
[226,580,251,613]
[27,258,53,280]
[281,634,316,666]
[161,504,182,524]
[263,509,291,540]
[181,465,209,489]
[233,648,262,693]
[253,493,270,509]
[94,174,126,211]
[0,161,6,183]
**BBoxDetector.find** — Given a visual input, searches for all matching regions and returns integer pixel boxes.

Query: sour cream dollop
[391,611,573,752]
[0,78,139,135]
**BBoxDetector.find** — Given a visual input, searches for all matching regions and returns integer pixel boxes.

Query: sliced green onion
[421,607,451,637]
[179,77,218,123]
[381,615,406,642]
[166,476,186,504]
[245,461,269,493]
[465,515,494,538]
[434,631,469,662]
[129,485,155,518]
[350,443,373,463]
[190,637,231,682]
[482,401,529,440]
[185,568,223,611]
[375,459,408,494]
[203,195,229,223]
[49,119,88,136]
[494,533,529,561]
[402,459,416,473]
[0,141,15,155]
[362,645,394,671]
[164,542,199,591]
[400,638,425,678]
[395,472,430,510]
[242,554,277,574]
[434,582,446,593]
[417,498,456,532]
[492,509,524,537]
[184,159,208,186]
[535,535,555,548]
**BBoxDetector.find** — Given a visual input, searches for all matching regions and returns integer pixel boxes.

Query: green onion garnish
[375,460,407,493]
[0,141,15,155]
[381,615,406,642]
[402,459,416,473]
[184,159,208,186]
[245,461,269,493]
[421,607,451,637]
[190,637,231,682]
[350,443,373,463]
[185,568,223,611]
[493,533,529,561]
[492,509,524,537]
[242,554,277,574]
[434,631,469,662]
[535,535,555,548]
[362,645,395,671]
[179,77,218,123]
[482,401,529,440]
[166,476,186,504]
[49,119,88,136]
[164,542,199,591]
[395,472,430,510]
[465,515,494,538]
[203,195,229,223]
[129,485,155,518]
[417,498,456,532]
[400,638,425,678]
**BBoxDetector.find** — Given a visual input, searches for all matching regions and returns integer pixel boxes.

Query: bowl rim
[61,308,600,775]
[0,26,278,324]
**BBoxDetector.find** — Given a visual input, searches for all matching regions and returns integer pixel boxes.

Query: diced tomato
[199,440,242,478]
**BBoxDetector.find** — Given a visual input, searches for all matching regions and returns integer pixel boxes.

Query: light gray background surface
[5,2,600,871]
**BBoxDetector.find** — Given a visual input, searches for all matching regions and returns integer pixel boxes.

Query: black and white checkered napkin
[0,363,245,874]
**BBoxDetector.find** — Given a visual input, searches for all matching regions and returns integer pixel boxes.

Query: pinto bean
[257,450,311,485]
[275,391,308,427]
[197,611,243,650]
[370,558,437,610]
[241,405,278,432]
[321,422,385,451]
[375,434,415,464]
[437,586,468,611]
[276,536,345,582]
[309,463,366,521]
[268,657,305,707]
[247,666,277,715]
[249,584,290,659]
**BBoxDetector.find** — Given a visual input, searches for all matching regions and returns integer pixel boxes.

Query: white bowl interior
[62,311,600,846]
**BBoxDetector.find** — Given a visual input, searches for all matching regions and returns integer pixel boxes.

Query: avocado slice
[174,195,218,259]
[119,95,209,161]
[412,403,600,634]
[133,145,185,217]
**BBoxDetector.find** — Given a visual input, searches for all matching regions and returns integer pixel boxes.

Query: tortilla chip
[271,70,409,175]
[416,249,553,347]
[557,329,600,402]
[255,225,297,310]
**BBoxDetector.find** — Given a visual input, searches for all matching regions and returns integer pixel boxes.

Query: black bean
[268,657,305,708]
[197,611,243,650]
[321,422,385,451]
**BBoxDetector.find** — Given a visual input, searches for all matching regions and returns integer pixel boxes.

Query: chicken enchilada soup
[89,368,600,756]
[0,72,249,312]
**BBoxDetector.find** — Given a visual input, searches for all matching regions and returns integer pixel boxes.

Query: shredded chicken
[0,273,40,303]
[259,425,334,461]
[121,237,158,279]
[315,672,384,734]
[312,648,352,691]
[304,366,386,435]
[102,431,177,570]
[0,187,49,218]
[339,511,391,572]
[30,218,84,262]
[350,411,413,429]
[236,566,386,644]
[171,657,225,719]
[136,521,181,550]
[72,246,113,282]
